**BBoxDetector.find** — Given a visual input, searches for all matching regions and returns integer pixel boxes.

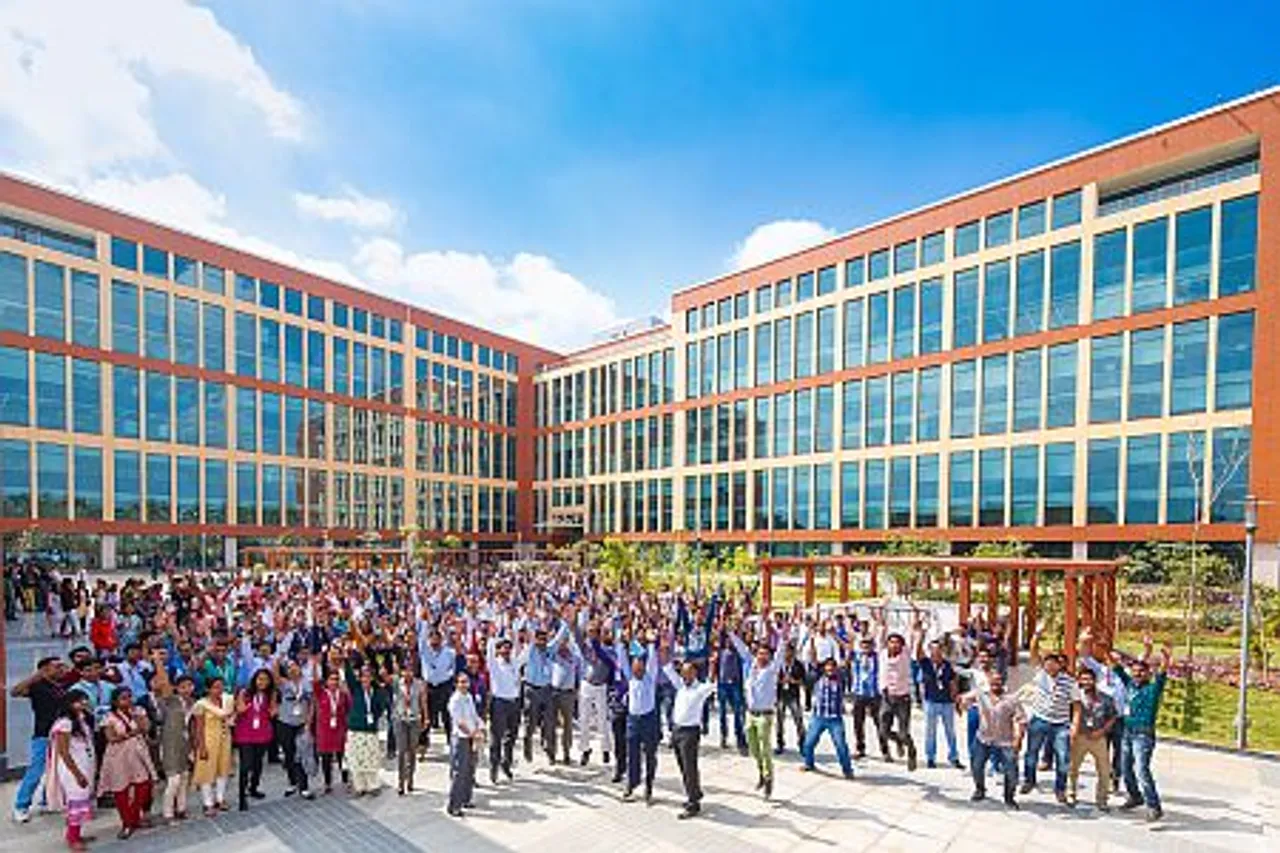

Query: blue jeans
[1121,728,1160,809]
[1023,717,1070,793]
[802,715,853,776]
[967,706,1003,774]
[15,736,48,811]
[717,681,746,748]
[923,700,959,764]
[971,740,1017,801]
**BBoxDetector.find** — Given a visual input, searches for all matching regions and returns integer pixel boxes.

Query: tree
[597,538,641,590]
[881,535,944,598]
[1180,430,1250,660]
[971,539,1030,559]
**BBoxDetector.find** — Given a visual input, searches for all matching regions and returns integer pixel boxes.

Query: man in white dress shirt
[446,671,484,817]
[663,659,716,819]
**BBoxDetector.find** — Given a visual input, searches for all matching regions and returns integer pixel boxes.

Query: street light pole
[1237,494,1258,751]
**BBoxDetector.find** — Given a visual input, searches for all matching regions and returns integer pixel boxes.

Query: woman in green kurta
[343,659,391,795]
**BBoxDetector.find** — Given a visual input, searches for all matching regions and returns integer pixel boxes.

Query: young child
[46,689,96,851]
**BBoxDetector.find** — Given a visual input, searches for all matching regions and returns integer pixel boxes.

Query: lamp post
[694,535,703,596]
[1237,494,1258,751]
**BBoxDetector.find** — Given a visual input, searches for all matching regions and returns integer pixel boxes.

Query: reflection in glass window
[1218,194,1257,296]
[1051,190,1082,229]
[1046,342,1077,429]
[1215,311,1253,410]
[1173,206,1211,304]
[1086,438,1120,523]
[1044,442,1074,525]
[950,360,976,439]
[1048,241,1081,329]
[1010,445,1039,526]
[1014,251,1044,335]
[1125,435,1161,523]
[1012,349,1041,432]
[985,211,1011,248]
[952,268,978,348]
[979,448,1006,526]
[1127,328,1165,419]
[982,260,1010,343]
[980,355,1008,435]
[1092,229,1127,320]
[1131,217,1168,313]
[949,451,974,527]
[892,285,915,360]
[1089,335,1123,423]
[1017,201,1046,238]
[1170,319,1208,415]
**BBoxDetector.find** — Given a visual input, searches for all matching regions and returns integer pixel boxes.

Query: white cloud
[729,219,836,270]
[0,0,303,183]
[293,188,400,230]
[354,238,620,351]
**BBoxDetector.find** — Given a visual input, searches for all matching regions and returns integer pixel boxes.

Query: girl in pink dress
[46,690,96,851]
[97,687,157,839]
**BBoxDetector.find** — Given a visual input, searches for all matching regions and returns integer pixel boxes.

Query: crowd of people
[7,561,1171,850]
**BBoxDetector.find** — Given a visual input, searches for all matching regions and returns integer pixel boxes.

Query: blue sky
[1,0,1276,349]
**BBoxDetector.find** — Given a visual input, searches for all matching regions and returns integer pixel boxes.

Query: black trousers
[878,693,915,757]
[610,708,628,779]
[428,681,453,744]
[490,697,521,771]
[671,726,702,807]
[524,685,554,756]
[237,743,268,804]
[851,695,881,753]
[276,721,309,792]
[319,753,344,789]
[775,695,804,749]
[551,688,576,760]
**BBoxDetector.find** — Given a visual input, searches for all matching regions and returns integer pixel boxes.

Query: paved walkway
[0,711,1276,853]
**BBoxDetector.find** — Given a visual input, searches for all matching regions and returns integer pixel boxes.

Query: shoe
[11,807,30,824]
[738,745,749,757]
[447,807,464,818]
[1057,792,1071,807]
[1038,761,1051,772]
[1096,803,1111,813]
[644,786,653,806]
[1004,798,1020,811]
[622,787,635,802]
[1146,806,1163,822]
[249,790,266,800]
[774,746,784,756]
[843,771,855,781]
[603,751,610,764]
[547,752,557,766]
[1119,797,1144,811]
[677,804,700,820]
[490,765,499,785]
[896,741,905,758]
[580,751,591,767]
[927,760,937,769]
[764,776,773,798]
[503,765,513,781]
[463,801,474,809]
[854,750,866,760]
[970,791,986,802]
[562,753,571,766]
[523,741,533,763]
[301,791,315,801]
[611,773,623,784]
[755,775,765,791]
[238,801,248,812]
[906,747,918,772]
[720,738,728,749]
[1019,783,1034,796]
[951,760,965,770]
[283,787,296,797]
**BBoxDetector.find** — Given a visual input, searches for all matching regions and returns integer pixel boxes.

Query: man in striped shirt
[1019,630,1076,805]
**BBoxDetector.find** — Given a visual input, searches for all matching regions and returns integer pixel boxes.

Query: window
[235,312,256,377]
[955,221,980,257]
[1046,342,1077,428]
[110,237,137,271]
[114,450,141,520]
[891,372,913,444]
[755,284,773,312]
[839,461,860,528]
[202,264,225,296]
[842,298,864,368]
[921,232,945,266]
[284,288,303,316]
[260,318,281,382]
[1010,445,1039,526]
[176,378,199,445]
[952,268,978,348]
[868,249,889,281]
[816,306,835,374]
[753,397,770,458]
[177,456,200,522]
[1014,251,1044,335]
[0,439,29,518]
[71,271,99,347]
[308,294,326,322]
[889,457,910,528]
[979,448,1006,526]
[950,360,976,438]
[1048,241,1081,328]
[173,255,196,287]
[735,292,751,319]
[112,365,139,437]
[1044,442,1074,525]
[142,246,168,278]
[867,292,888,363]
[332,301,349,328]
[1218,194,1257,296]
[203,304,225,371]
[1131,217,1168,313]
[1051,190,1082,229]
[1125,435,1161,524]
[236,387,256,452]
[754,324,772,385]
[1170,319,1208,414]
[285,325,303,386]
[1017,200,1046,238]
[72,359,100,434]
[1215,311,1253,410]
[1086,438,1120,523]
[793,466,812,530]
[980,354,1008,435]
[236,462,257,525]
[111,280,139,354]
[795,312,814,378]
[33,261,64,340]
[1127,327,1165,419]
[845,257,865,287]
[145,372,170,441]
[841,380,861,450]
[1211,427,1251,522]
[1165,431,1203,524]
[817,266,836,296]
[917,367,941,442]
[919,278,943,354]
[235,273,257,302]
[145,453,170,522]
[891,285,915,360]
[775,280,792,307]
[949,451,974,527]
[794,390,813,454]
[773,393,792,457]
[1089,335,1123,423]
[143,289,169,360]
[1174,206,1211,304]
[982,260,1010,343]
[353,307,368,334]
[174,297,198,366]
[35,353,65,431]
[259,280,280,310]
[1092,229,1127,320]
[796,273,814,303]
[74,447,103,520]
[0,215,94,260]
[985,211,1012,248]
[773,317,792,381]
[1012,349,1041,432]
[865,376,886,447]
[0,346,28,425]
[815,386,833,453]
[863,460,885,529]
[914,454,939,527]
[893,240,917,275]
[205,460,227,523]
[308,330,325,390]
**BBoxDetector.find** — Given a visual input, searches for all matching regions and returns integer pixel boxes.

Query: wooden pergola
[758,554,1121,663]
[240,545,408,573]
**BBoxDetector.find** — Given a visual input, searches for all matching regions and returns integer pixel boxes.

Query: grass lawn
[1155,676,1280,754]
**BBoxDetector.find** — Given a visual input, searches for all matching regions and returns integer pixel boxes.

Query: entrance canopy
[758,554,1121,663]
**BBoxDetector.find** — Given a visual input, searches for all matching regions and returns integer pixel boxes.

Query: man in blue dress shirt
[619,628,660,803]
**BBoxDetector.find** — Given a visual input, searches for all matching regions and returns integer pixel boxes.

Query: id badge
[330,716,338,729]
[252,718,260,730]
[366,713,374,726]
